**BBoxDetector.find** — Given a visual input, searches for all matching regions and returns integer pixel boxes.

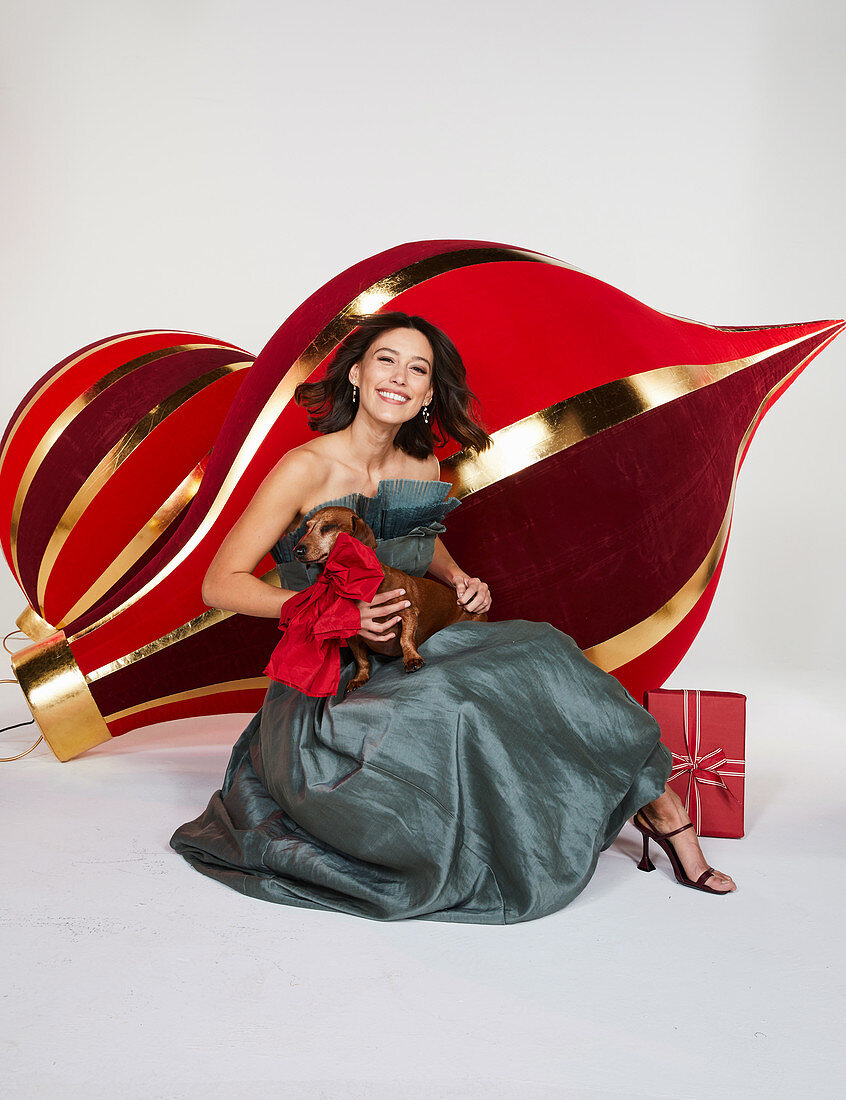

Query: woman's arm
[201,449,412,635]
[427,457,491,613]
[429,535,492,614]
[201,449,321,618]
[428,535,465,588]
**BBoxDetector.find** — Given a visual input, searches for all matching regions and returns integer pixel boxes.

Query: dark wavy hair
[293,312,493,459]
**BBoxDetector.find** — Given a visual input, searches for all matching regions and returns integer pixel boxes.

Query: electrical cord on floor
[1,629,43,760]
[0,682,41,761]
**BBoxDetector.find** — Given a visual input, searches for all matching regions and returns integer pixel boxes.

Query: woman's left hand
[453,574,491,614]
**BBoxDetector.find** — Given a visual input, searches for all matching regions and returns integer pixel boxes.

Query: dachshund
[293,506,487,693]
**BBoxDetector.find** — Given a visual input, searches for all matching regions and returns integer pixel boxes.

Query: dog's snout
[293,541,306,559]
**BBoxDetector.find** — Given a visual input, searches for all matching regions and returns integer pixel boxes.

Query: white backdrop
[3,6,846,1097]
[2,0,844,680]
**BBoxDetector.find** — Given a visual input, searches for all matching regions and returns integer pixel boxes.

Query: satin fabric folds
[170,479,671,923]
[263,533,384,696]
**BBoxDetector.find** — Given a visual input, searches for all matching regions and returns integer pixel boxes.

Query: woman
[170,312,736,921]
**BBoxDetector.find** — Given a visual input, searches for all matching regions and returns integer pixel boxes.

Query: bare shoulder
[204,444,332,589]
[396,451,442,482]
[423,453,442,480]
[263,443,335,515]
[267,441,329,484]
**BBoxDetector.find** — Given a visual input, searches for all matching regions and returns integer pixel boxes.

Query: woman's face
[349,327,434,426]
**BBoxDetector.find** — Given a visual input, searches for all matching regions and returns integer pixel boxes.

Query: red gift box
[643,688,745,838]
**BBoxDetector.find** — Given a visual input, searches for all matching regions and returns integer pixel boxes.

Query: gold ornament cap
[15,604,56,643]
[11,631,111,761]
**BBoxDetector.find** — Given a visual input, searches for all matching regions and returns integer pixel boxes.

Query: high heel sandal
[632,810,728,895]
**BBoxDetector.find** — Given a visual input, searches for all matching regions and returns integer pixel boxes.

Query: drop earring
[422,402,430,424]
[352,382,358,404]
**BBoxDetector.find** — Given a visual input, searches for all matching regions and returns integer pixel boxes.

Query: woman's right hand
[355,588,410,643]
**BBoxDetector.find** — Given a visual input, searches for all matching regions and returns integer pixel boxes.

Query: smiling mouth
[376,389,410,405]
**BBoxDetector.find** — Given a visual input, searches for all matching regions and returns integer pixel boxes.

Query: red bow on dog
[263,532,384,696]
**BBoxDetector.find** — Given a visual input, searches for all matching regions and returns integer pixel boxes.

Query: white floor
[2,667,843,1100]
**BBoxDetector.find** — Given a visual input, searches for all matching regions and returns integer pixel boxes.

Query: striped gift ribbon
[668,689,744,833]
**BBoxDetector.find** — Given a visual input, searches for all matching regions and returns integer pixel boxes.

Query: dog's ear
[350,513,377,549]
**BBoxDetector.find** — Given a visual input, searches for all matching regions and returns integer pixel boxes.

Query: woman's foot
[638,785,737,892]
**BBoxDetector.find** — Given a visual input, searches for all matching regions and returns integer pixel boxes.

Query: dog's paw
[345,677,368,695]
[403,657,425,673]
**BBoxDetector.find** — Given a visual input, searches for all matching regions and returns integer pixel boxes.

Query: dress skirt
[170,618,671,924]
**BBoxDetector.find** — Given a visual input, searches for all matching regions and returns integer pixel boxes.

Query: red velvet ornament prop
[0,330,254,640]
[3,241,842,760]
[0,330,269,760]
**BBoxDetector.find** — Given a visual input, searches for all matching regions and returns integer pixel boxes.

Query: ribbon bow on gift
[263,532,385,697]
[669,689,743,833]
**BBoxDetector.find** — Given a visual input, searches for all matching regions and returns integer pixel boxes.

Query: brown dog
[293,506,487,693]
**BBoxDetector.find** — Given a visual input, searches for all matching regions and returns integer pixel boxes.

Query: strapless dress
[170,478,671,923]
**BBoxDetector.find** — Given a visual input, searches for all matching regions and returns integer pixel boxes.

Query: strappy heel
[632,810,728,895]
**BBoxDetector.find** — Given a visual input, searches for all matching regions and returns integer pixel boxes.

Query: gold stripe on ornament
[7,336,192,585]
[66,246,562,650]
[9,341,241,589]
[10,631,112,761]
[52,325,832,756]
[36,361,251,614]
[103,677,271,723]
[84,567,281,682]
[582,328,844,670]
[440,324,843,498]
[581,494,733,671]
[60,243,840,681]
[0,331,176,472]
[56,456,209,628]
[16,604,56,642]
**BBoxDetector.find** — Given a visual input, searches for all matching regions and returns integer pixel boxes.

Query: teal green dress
[170,479,671,923]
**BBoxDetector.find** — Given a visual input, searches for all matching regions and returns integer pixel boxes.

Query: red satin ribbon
[263,532,385,696]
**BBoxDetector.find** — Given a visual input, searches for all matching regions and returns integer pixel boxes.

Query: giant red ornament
[0,329,254,638]
[0,330,269,758]
[3,241,842,760]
